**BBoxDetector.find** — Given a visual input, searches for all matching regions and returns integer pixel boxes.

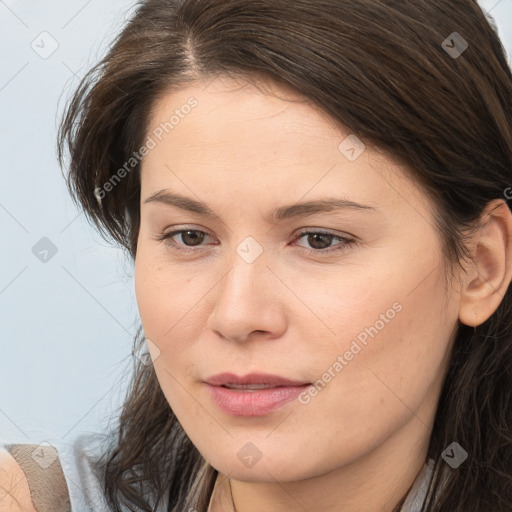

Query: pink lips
[203,372,311,416]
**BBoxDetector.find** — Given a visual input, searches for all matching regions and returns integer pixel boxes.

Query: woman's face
[135,75,460,485]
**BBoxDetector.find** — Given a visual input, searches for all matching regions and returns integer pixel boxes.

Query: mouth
[219,383,284,390]
[203,372,312,416]
[204,372,311,388]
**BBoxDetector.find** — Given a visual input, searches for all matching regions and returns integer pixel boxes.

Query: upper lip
[204,372,311,387]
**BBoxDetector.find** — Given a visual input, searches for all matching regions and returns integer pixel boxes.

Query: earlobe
[458,199,512,328]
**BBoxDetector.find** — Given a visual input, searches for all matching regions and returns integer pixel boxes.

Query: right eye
[155,228,216,253]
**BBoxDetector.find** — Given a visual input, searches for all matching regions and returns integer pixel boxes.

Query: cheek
[134,244,187,337]
[322,267,454,428]
[134,250,199,410]
[134,254,163,336]
[302,251,454,401]
[134,244,207,363]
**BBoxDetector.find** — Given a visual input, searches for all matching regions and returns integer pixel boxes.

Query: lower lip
[205,383,310,416]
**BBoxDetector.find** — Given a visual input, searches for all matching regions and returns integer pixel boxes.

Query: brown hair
[57,1,512,510]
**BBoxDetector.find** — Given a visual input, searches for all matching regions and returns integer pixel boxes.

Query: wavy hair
[57,0,512,510]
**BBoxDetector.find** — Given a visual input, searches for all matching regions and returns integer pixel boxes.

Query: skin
[134,75,512,512]
[0,448,37,511]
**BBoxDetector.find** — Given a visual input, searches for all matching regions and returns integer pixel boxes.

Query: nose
[206,252,287,344]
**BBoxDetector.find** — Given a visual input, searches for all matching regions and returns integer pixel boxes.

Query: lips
[204,372,311,388]
[203,372,312,416]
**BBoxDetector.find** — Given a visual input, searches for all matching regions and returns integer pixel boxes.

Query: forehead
[139,75,433,225]
[145,75,342,160]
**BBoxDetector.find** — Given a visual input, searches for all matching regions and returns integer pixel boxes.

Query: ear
[458,199,512,328]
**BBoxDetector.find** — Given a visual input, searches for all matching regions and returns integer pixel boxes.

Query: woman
[1,0,511,511]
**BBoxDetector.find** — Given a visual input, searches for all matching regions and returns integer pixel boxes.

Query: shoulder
[0,446,37,512]
[0,443,71,512]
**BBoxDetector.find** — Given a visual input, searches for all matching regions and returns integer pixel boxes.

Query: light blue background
[1,0,511,445]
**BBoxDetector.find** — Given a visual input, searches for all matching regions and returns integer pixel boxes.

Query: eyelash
[154,228,357,256]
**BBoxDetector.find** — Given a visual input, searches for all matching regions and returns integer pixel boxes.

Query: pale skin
[134,75,512,512]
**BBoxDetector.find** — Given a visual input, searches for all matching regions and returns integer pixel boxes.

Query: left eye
[155,229,356,255]
[293,231,357,255]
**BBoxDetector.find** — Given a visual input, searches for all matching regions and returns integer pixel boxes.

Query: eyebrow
[143,190,379,222]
